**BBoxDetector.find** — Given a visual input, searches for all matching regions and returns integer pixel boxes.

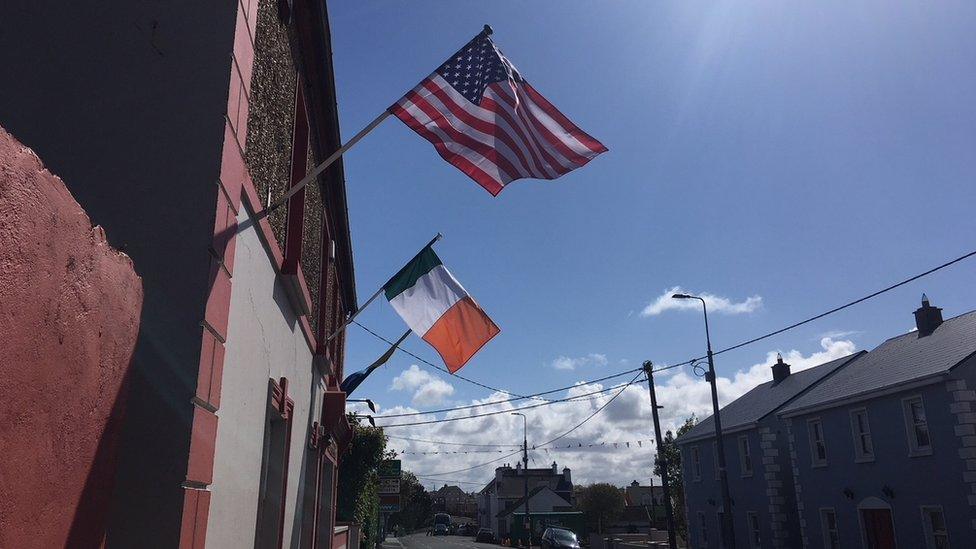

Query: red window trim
[267,376,295,549]
[282,78,310,276]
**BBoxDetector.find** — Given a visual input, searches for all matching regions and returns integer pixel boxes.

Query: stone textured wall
[245,0,297,244]
[0,126,143,548]
[302,133,324,334]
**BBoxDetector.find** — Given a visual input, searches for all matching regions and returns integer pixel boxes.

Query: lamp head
[672,293,694,300]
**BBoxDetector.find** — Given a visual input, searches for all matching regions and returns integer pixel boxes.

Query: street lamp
[672,293,736,549]
[511,413,531,547]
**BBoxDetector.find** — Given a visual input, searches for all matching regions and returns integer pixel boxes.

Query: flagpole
[324,232,443,343]
[261,110,392,218]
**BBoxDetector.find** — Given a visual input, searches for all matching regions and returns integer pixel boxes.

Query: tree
[388,471,432,532]
[654,415,698,541]
[337,415,389,547]
[579,483,626,534]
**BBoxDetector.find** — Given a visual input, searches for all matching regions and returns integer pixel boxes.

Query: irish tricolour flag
[384,246,499,373]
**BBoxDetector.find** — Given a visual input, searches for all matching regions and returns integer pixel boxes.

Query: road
[382,533,501,549]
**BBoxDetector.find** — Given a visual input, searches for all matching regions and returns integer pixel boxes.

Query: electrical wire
[535,371,645,448]
[415,476,485,487]
[386,434,520,448]
[420,449,524,477]
[373,382,627,420]
[367,247,976,427]
[375,377,641,428]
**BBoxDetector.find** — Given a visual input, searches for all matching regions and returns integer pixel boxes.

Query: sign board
[379,494,401,513]
[378,460,401,479]
[379,477,400,495]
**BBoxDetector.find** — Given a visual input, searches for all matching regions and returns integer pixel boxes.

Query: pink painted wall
[0,126,143,548]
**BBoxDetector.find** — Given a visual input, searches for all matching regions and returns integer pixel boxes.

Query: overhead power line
[375,376,641,428]
[536,371,645,448]
[353,318,642,404]
[385,434,520,448]
[420,449,524,477]
[364,247,976,427]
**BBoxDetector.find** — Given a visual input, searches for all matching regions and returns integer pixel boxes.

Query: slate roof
[780,310,976,415]
[677,352,864,444]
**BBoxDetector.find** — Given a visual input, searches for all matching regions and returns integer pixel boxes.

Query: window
[921,506,949,549]
[690,446,702,481]
[819,508,839,549]
[747,512,761,548]
[255,377,295,549]
[739,435,753,477]
[807,418,828,466]
[850,408,875,462]
[713,441,720,479]
[903,396,933,455]
[697,512,708,547]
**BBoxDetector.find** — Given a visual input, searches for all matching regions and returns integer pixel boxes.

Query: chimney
[771,353,791,384]
[914,294,944,336]
[551,461,558,474]
[516,462,522,472]
[563,467,572,485]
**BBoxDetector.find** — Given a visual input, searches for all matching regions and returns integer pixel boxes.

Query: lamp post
[672,293,735,549]
[512,412,530,547]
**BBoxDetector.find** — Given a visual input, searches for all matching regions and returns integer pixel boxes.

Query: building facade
[779,299,976,548]
[431,485,478,518]
[478,462,574,539]
[0,0,356,547]
[678,353,862,548]
[677,297,976,548]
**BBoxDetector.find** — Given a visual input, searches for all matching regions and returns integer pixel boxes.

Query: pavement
[382,533,507,549]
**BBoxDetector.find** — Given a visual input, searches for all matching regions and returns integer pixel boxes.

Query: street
[383,533,502,549]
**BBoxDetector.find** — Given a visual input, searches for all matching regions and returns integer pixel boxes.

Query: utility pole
[672,294,736,548]
[643,361,678,549]
[512,412,530,547]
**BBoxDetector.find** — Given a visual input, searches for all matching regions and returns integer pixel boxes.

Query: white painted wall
[208,207,324,548]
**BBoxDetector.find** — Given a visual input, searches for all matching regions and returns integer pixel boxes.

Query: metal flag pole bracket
[324,232,443,344]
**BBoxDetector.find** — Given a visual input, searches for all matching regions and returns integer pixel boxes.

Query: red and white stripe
[389,73,607,196]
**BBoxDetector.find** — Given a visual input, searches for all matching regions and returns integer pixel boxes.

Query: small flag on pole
[389,26,607,196]
[383,245,499,372]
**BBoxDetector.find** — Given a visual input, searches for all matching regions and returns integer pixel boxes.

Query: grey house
[677,352,864,548]
[778,298,976,548]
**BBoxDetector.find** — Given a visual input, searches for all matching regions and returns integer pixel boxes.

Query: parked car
[540,528,579,549]
[433,524,449,536]
[476,528,495,543]
[457,524,474,536]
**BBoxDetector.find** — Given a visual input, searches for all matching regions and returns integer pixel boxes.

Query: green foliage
[653,415,698,541]
[579,483,626,533]
[337,415,390,547]
[388,471,432,532]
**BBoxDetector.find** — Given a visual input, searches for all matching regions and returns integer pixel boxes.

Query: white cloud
[390,365,455,406]
[550,353,608,370]
[378,338,856,491]
[640,286,762,317]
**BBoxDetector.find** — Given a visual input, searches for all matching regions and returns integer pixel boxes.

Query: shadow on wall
[0,126,144,548]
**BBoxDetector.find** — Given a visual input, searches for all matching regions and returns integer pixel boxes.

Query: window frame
[819,508,839,549]
[807,417,828,467]
[902,395,933,457]
[849,407,875,463]
[746,511,761,548]
[690,445,702,482]
[738,435,754,477]
[920,505,950,549]
[255,377,296,549]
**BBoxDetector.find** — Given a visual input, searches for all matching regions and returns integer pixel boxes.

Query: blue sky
[327,1,976,487]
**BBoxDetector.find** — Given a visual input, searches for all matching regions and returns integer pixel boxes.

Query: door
[861,509,896,549]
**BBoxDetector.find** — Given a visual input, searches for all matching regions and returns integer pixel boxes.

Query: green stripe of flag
[383,246,443,300]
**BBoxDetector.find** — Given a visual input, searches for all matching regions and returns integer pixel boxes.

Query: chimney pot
[771,354,791,384]
[914,294,944,336]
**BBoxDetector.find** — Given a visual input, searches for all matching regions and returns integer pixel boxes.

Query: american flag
[389,26,607,196]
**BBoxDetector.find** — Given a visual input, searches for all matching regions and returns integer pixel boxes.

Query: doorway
[860,504,896,549]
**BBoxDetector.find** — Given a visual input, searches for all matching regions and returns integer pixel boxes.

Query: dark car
[434,524,449,536]
[540,528,579,549]
[457,524,474,536]
[476,528,495,543]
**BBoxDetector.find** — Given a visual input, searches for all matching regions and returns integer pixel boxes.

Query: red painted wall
[0,126,143,548]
